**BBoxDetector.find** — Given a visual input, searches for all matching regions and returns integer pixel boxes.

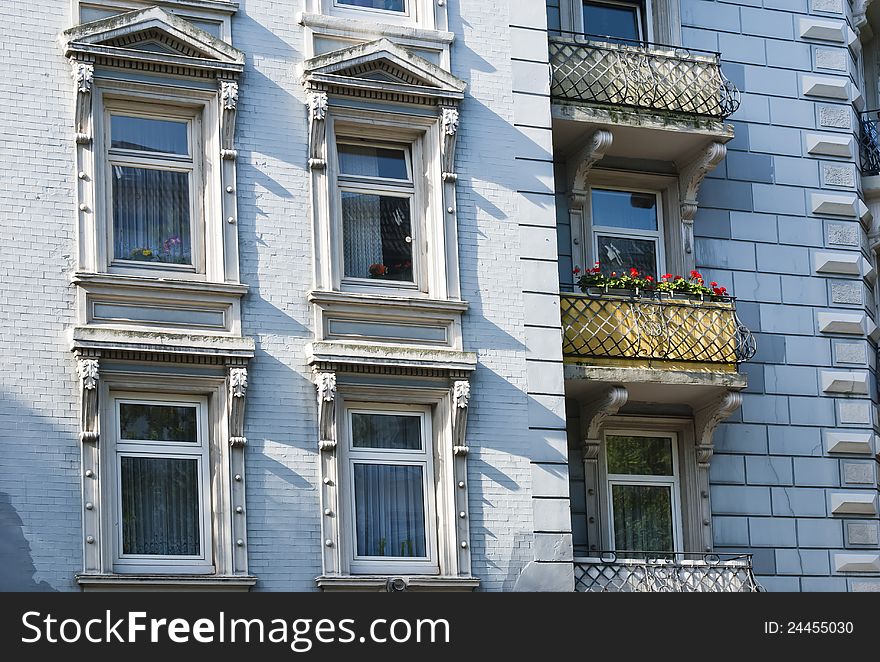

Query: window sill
[316,575,479,592]
[76,574,257,592]
[73,272,248,297]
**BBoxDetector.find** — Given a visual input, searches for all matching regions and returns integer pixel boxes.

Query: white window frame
[103,101,205,276]
[581,0,646,41]
[326,110,439,297]
[556,0,673,44]
[335,139,422,290]
[340,403,439,575]
[587,185,665,278]
[91,81,221,281]
[333,0,412,19]
[108,392,213,574]
[601,429,684,553]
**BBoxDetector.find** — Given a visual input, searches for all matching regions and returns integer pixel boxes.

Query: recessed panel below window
[120,456,201,556]
[353,463,427,558]
[112,167,192,265]
[342,192,413,282]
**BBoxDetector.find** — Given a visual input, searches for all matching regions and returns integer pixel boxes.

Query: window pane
[612,484,674,552]
[596,235,657,278]
[338,0,406,11]
[113,166,192,265]
[354,464,427,557]
[342,192,413,281]
[121,456,200,556]
[591,189,658,231]
[120,403,198,442]
[351,412,421,450]
[338,143,409,180]
[606,435,674,475]
[111,115,189,155]
[583,1,641,41]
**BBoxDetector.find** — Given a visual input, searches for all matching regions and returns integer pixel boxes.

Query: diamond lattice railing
[549,34,740,119]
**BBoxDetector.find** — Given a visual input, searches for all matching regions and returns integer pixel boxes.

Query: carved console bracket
[228,365,248,447]
[219,79,239,161]
[307,91,328,170]
[452,379,470,455]
[314,371,337,451]
[853,0,876,34]
[567,129,614,210]
[693,390,742,468]
[71,61,94,144]
[678,142,727,254]
[77,353,100,443]
[581,386,628,448]
[441,106,460,181]
[693,389,742,552]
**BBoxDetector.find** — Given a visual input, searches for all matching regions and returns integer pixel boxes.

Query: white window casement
[553,0,678,44]
[601,430,683,553]
[109,393,212,573]
[76,360,254,590]
[331,123,429,294]
[581,0,647,42]
[313,375,477,591]
[99,95,207,278]
[304,0,446,32]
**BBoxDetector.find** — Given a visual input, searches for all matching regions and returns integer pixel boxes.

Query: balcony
[859,110,880,177]
[574,552,762,592]
[549,33,740,119]
[560,291,756,371]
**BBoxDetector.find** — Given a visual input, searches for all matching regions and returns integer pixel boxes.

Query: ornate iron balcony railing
[549,33,741,119]
[859,110,880,176]
[575,552,762,592]
[560,291,757,366]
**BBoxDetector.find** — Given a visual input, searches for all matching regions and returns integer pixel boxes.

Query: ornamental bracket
[307,91,328,170]
[71,61,94,144]
[441,106,460,181]
[452,380,470,455]
[315,371,337,451]
[219,79,239,160]
[228,366,248,447]
[77,354,100,443]
[678,142,727,254]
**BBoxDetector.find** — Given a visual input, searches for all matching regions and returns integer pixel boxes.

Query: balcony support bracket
[678,141,727,262]
[568,130,613,268]
[580,386,628,551]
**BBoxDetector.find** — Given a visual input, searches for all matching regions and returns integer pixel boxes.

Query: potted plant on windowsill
[573,264,730,301]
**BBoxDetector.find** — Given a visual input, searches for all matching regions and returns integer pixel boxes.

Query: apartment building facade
[0,0,877,592]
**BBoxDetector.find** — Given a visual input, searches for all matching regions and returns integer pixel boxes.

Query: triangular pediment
[303,39,466,97]
[63,7,244,68]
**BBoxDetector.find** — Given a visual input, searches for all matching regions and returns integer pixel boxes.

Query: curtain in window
[121,456,200,556]
[342,192,383,278]
[113,166,192,264]
[611,484,673,552]
[354,464,426,558]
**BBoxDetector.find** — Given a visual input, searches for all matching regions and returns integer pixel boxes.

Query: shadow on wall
[0,492,56,591]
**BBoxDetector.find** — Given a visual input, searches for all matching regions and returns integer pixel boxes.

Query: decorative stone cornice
[307,91,328,170]
[219,79,238,160]
[77,356,100,443]
[228,366,248,447]
[567,129,613,210]
[441,107,459,181]
[452,380,470,455]
[678,141,727,253]
[314,371,337,451]
[71,61,94,144]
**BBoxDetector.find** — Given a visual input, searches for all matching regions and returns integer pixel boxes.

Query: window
[602,431,682,553]
[589,187,663,279]
[342,406,437,574]
[109,394,212,573]
[583,0,644,41]
[337,140,416,284]
[337,0,406,12]
[104,102,202,272]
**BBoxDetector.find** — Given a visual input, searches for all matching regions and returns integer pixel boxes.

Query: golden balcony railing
[574,552,762,592]
[549,33,741,119]
[560,291,756,370]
